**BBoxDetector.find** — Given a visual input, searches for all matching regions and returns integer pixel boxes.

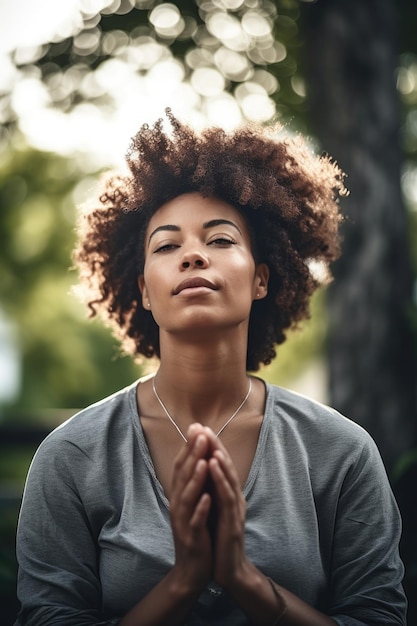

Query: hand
[203,429,250,590]
[169,424,214,594]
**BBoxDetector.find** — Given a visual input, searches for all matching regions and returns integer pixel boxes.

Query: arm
[325,437,407,625]
[201,427,337,626]
[119,427,214,625]
[16,427,213,626]
[16,436,117,626]
[202,427,406,626]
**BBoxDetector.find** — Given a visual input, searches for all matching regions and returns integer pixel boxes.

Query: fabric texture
[15,379,407,625]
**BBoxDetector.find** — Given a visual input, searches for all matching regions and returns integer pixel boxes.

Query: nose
[180,249,209,269]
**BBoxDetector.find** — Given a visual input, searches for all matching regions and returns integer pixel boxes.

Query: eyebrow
[147,219,242,247]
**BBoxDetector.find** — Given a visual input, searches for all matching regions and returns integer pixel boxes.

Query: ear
[253,263,269,301]
[138,275,151,310]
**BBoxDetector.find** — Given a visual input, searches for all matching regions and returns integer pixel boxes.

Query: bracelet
[267,577,288,625]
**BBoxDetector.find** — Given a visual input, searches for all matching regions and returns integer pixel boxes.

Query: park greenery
[0,0,340,416]
[1,0,417,622]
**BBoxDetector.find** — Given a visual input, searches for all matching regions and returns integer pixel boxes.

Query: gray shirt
[15,379,406,625]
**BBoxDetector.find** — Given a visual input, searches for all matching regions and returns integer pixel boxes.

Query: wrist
[267,578,288,625]
[169,564,208,599]
[222,556,259,595]
[222,563,288,626]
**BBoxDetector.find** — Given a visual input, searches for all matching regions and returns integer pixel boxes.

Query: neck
[154,331,251,426]
[153,375,252,441]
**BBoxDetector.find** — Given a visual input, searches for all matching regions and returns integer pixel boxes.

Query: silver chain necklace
[152,376,252,442]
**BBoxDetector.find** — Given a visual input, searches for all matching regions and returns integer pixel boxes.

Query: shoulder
[264,382,382,466]
[31,379,140,465]
[262,383,395,514]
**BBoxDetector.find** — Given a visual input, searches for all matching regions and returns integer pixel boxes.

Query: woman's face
[138,192,268,337]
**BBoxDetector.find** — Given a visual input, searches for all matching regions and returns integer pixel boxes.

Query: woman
[15,111,406,625]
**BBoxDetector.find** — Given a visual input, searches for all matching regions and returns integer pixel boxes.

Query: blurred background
[0,0,416,622]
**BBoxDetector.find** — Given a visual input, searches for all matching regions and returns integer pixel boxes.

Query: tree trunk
[301,0,417,475]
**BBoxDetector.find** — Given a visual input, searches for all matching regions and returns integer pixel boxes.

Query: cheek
[231,257,256,288]
[143,261,170,300]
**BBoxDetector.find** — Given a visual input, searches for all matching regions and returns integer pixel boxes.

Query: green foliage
[0,2,416,623]
[260,288,329,393]
[1,0,307,140]
[0,1,416,622]
[0,141,140,413]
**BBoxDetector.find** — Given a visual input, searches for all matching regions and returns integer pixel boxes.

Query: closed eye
[208,237,236,246]
[154,243,179,253]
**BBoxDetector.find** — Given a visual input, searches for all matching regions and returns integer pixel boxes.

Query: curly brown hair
[73,109,346,371]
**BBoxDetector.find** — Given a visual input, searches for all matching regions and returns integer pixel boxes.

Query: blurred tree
[0,1,306,141]
[0,0,313,416]
[0,143,140,413]
[300,1,417,617]
[1,0,417,620]
[1,0,416,450]
[301,0,417,474]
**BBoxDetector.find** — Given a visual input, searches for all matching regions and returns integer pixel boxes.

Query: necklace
[152,376,252,442]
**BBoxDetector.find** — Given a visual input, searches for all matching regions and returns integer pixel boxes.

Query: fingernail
[199,435,210,451]
[188,423,200,437]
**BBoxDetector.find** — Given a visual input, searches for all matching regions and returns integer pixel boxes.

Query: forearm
[118,567,201,626]
[228,561,336,626]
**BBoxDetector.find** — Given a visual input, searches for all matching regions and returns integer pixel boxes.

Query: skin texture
[18,115,401,625]
[138,194,266,592]
[138,193,268,343]
[116,194,336,626]
[73,111,346,371]
[71,112,345,624]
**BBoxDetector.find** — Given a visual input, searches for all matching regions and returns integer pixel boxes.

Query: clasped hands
[169,423,248,596]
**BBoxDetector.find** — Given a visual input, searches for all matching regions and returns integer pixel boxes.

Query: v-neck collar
[129,377,272,510]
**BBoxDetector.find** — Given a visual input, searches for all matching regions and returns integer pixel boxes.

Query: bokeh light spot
[241,11,271,38]
[150,4,184,38]
[191,66,225,96]
[214,47,252,81]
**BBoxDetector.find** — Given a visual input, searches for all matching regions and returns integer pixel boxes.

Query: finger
[172,424,206,472]
[172,432,210,494]
[209,456,246,519]
[175,458,210,519]
[201,428,237,469]
[209,456,235,503]
[212,448,241,493]
[189,492,211,529]
[186,422,206,442]
[199,428,242,498]
[201,426,221,451]
[171,441,191,495]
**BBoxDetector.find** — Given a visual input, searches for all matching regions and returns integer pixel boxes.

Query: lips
[173,277,218,295]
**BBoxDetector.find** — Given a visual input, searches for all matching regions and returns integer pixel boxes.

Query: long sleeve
[246,384,407,626]
[15,433,120,626]
[327,437,406,625]
[14,383,179,625]
[14,381,408,625]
